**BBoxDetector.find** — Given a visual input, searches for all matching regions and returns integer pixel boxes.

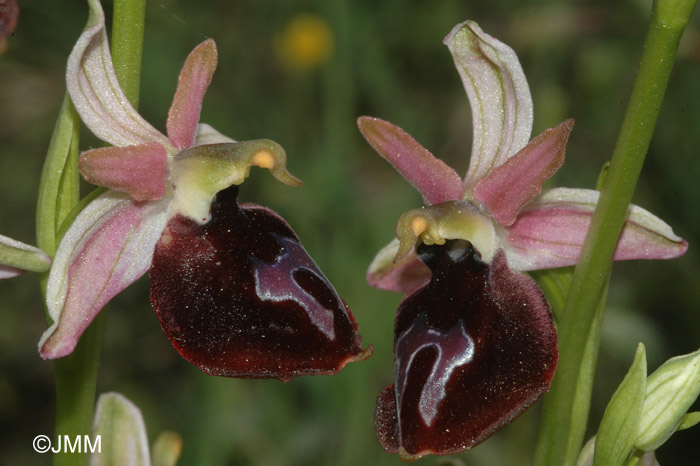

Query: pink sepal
[503,188,688,271]
[357,117,463,205]
[473,120,573,226]
[366,238,431,293]
[66,0,171,150]
[167,39,218,150]
[39,192,168,359]
[79,143,169,201]
[444,21,533,191]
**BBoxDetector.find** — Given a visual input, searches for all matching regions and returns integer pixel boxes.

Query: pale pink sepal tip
[357,116,463,205]
[167,39,218,150]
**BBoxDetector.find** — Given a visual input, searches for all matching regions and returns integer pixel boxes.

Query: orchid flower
[359,21,687,459]
[38,0,370,382]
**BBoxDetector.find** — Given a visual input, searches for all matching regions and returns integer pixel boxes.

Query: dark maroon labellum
[375,240,557,459]
[150,186,370,382]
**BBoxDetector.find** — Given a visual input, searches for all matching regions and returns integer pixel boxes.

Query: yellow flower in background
[275,14,333,71]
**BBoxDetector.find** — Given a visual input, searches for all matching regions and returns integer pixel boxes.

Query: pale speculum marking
[395,312,474,427]
[253,235,338,340]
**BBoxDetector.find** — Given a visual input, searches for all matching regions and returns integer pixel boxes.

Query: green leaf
[593,343,647,466]
[36,94,80,257]
[0,236,51,273]
[529,266,573,321]
[635,348,700,451]
[55,118,80,233]
[56,186,107,241]
[91,392,150,466]
[677,411,700,431]
[623,450,659,466]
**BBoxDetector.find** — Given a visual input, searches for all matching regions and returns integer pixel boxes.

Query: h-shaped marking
[253,235,338,340]
[395,312,474,427]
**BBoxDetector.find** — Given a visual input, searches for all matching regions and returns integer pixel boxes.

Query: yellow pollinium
[170,140,301,223]
[410,216,429,237]
[394,201,498,264]
[252,150,276,170]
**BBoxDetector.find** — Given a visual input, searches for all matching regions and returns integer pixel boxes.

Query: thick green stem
[43,1,148,465]
[51,317,107,466]
[533,1,697,465]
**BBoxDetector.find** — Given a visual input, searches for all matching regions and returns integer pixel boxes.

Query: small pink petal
[358,117,463,205]
[502,188,688,271]
[79,143,168,201]
[167,39,218,150]
[66,0,171,149]
[39,192,168,359]
[366,238,431,293]
[473,120,573,226]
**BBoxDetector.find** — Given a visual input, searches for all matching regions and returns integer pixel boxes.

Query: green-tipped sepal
[0,234,51,277]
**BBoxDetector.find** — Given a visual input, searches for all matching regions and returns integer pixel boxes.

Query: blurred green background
[1,0,699,464]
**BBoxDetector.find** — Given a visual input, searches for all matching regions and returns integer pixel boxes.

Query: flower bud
[635,348,700,451]
[594,343,647,466]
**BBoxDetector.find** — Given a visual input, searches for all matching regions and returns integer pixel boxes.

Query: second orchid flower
[359,20,687,460]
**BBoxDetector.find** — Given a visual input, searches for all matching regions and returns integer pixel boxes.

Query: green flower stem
[40,1,148,465]
[35,74,87,466]
[52,317,107,466]
[533,1,697,465]
[111,0,147,109]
